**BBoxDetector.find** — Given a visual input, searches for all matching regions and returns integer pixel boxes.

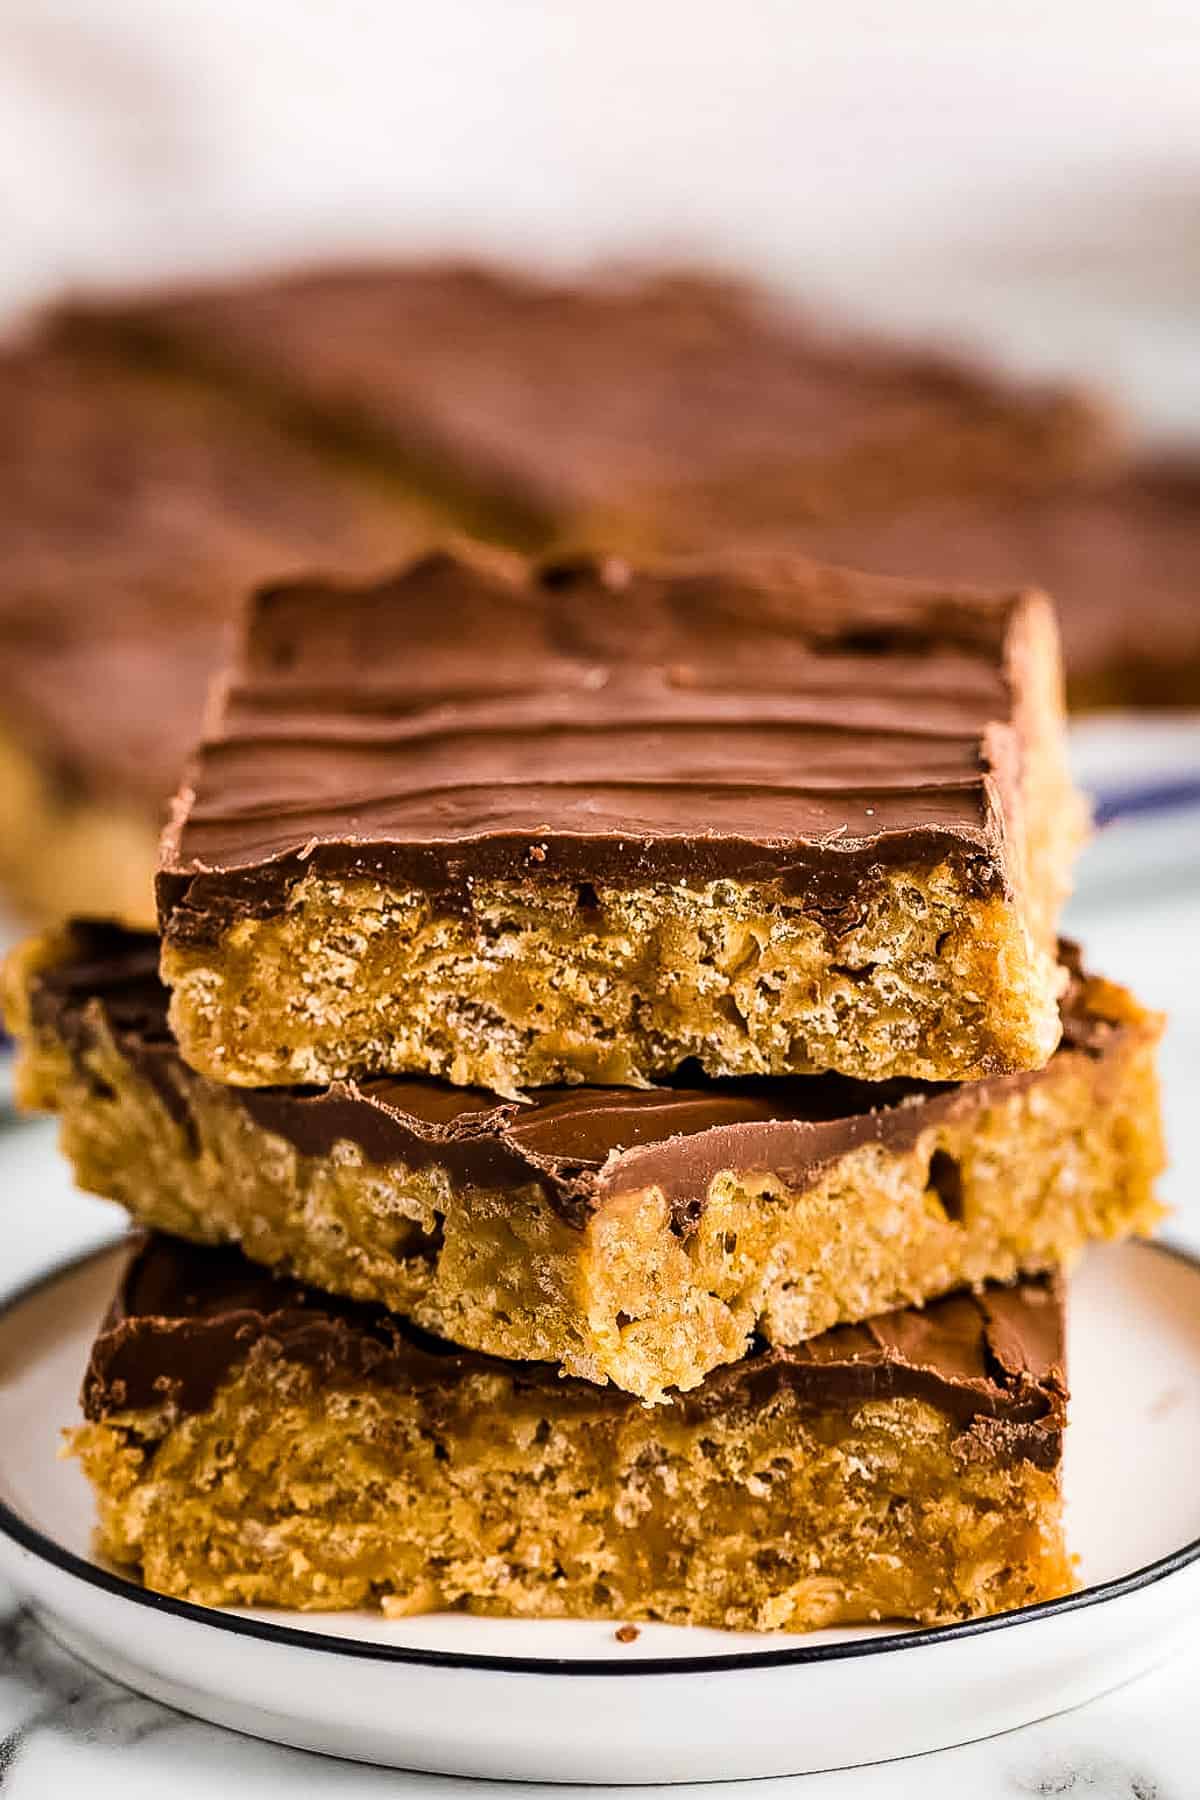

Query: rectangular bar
[156,548,1086,1092]
[8,924,1160,1402]
[53,261,1119,549]
[72,1236,1072,1630]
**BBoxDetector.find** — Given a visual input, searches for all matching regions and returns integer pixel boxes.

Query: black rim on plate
[0,1233,1197,1679]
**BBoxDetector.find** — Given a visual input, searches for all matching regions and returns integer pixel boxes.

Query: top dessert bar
[54,261,1120,549]
[0,341,441,926]
[786,458,1200,711]
[158,547,1084,1092]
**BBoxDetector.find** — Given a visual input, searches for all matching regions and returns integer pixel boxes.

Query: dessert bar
[156,547,1086,1091]
[71,1236,1073,1629]
[10,924,1162,1401]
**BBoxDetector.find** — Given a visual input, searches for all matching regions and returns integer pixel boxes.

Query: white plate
[0,1237,1197,1781]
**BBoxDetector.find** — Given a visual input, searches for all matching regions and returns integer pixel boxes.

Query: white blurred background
[1,0,1199,434]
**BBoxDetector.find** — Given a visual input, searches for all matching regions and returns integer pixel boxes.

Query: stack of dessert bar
[4,547,1165,1633]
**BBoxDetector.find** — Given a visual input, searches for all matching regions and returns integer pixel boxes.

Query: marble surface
[1,794,1198,1794]
[0,1588,1195,1799]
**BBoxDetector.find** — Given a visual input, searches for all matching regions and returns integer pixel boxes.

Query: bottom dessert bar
[8,922,1163,1403]
[72,1238,1072,1631]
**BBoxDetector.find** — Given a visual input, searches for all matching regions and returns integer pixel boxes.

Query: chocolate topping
[55,261,1117,541]
[786,458,1200,708]
[36,924,1126,1234]
[158,547,1043,938]
[82,1235,1067,1464]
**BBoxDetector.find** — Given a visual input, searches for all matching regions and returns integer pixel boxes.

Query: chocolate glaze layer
[54,261,1117,541]
[82,1234,1067,1464]
[0,342,436,811]
[785,458,1200,709]
[35,923,1125,1235]
[158,547,1044,939]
